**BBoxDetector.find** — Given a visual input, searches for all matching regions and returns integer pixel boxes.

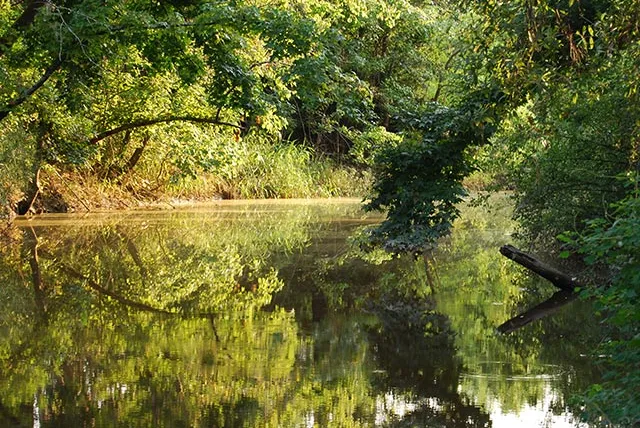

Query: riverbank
[1,154,372,217]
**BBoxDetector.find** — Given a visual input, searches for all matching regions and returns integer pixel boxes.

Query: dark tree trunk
[106,133,149,180]
[499,244,581,291]
[16,123,49,215]
[16,167,41,215]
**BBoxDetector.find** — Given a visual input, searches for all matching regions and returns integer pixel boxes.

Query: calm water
[0,198,601,427]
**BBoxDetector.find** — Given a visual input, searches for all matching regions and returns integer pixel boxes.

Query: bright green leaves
[257,9,315,60]
[0,0,333,207]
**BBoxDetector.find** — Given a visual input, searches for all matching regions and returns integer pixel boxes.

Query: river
[0,197,601,427]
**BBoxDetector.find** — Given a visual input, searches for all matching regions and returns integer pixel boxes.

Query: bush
[564,176,640,426]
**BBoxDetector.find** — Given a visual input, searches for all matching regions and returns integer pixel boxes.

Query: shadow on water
[0,198,603,427]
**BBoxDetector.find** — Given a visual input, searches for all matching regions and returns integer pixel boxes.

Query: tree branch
[0,57,63,122]
[0,0,48,57]
[88,116,243,145]
[432,48,461,103]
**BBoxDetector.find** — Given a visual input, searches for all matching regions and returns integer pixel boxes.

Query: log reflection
[497,290,579,334]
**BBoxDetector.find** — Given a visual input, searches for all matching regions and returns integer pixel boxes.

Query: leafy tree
[0,0,318,212]
[364,0,639,250]
[365,100,493,252]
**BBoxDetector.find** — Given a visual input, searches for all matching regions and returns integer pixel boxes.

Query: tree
[365,0,640,249]
[0,1,316,213]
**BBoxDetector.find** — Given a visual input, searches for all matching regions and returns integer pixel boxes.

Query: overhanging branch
[88,116,243,144]
[0,57,63,122]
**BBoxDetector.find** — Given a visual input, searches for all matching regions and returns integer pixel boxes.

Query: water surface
[0,198,601,427]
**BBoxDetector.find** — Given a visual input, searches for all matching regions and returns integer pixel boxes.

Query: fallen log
[499,244,581,291]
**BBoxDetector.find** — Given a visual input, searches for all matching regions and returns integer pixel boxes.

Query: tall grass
[2,124,371,214]
[168,137,371,200]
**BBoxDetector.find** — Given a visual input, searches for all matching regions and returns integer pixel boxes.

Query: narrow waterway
[0,197,601,427]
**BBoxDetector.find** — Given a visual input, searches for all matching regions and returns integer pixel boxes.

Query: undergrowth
[1,137,371,214]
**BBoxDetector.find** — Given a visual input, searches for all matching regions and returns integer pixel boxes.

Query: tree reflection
[497,290,578,334]
[367,295,491,428]
[432,197,602,421]
[0,200,600,427]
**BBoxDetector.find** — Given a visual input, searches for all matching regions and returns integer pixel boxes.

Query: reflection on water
[0,197,601,427]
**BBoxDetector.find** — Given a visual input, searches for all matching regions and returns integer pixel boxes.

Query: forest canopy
[0,0,447,212]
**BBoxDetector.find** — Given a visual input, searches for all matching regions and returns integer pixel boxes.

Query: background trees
[0,0,450,214]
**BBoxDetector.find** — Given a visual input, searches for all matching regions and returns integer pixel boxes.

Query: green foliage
[558,176,640,426]
[1,0,463,212]
[481,49,640,244]
[0,116,35,213]
[343,125,403,166]
[0,0,329,209]
[449,2,640,425]
[364,102,488,252]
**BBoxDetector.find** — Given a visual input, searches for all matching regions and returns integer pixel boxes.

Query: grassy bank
[1,139,371,215]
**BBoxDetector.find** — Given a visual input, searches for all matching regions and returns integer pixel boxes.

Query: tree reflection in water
[0,199,600,427]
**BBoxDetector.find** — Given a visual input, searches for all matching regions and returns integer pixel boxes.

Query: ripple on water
[461,361,566,381]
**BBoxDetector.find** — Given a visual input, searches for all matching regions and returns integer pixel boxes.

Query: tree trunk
[16,122,50,215]
[16,167,41,215]
[499,244,581,291]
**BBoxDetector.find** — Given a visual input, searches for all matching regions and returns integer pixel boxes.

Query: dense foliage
[559,178,640,426]
[0,0,445,213]
[2,0,639,425]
